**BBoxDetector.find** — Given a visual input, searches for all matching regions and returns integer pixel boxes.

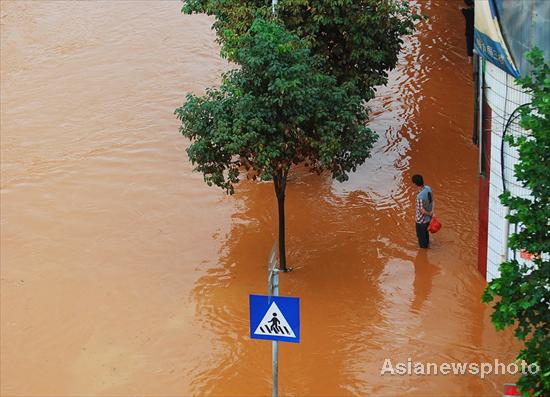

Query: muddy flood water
[1,1,519,396]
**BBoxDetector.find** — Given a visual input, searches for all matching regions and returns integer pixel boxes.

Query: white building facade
[482,62,531,280]
[474,0,548,280]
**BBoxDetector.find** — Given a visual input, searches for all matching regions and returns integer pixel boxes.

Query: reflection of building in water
[472,0,549,280]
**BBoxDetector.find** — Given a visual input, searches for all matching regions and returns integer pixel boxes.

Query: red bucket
[427,216,442,233]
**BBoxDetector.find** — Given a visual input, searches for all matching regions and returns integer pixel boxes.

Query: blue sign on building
[474,0,520,77]
[249,295,300,343]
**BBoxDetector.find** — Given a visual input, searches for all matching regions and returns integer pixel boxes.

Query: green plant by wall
[482,48,550,396]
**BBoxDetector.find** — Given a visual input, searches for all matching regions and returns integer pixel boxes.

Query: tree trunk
[273,170,288,272]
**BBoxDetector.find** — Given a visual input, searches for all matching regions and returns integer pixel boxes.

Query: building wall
[483,62,532,281]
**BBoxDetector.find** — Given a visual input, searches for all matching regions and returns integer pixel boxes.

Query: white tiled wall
[484,62,532,281]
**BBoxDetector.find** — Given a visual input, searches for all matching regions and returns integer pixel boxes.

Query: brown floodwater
[1,1,520,396]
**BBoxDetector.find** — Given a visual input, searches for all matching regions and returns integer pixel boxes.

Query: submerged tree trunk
[273,170,288,272]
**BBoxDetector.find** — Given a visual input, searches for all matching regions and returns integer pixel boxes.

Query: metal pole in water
[268,242,279,397]
[272,269,279,397]
[477,57,484,175]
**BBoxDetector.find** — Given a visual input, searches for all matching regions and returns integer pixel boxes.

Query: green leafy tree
[175,19,376,270]
[182,0,419,100]
[482,49,550,396]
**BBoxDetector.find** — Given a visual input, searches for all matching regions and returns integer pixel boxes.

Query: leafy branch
[482,48,550,396]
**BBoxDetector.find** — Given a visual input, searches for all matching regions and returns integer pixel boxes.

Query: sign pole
[271,269,279,397]
[268,243,279,397]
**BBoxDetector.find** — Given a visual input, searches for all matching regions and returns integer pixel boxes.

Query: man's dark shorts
[416,222,430,248]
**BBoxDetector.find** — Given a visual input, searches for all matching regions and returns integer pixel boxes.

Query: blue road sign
[249,295,300,343]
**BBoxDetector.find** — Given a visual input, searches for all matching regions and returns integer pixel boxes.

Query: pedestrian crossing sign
[249,295,300,343]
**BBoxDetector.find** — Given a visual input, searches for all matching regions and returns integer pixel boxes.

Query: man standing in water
[412,174,433,248]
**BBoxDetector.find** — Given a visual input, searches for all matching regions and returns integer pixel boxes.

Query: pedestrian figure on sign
[412,174,434,249]
[269,313,281,334]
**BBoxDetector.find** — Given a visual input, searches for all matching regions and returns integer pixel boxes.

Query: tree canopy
[182,0,419,100]
[175,19,377,269]
[177,0,419,270]
[176,18,376,194]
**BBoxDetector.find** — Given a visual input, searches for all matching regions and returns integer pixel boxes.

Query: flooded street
[1,0,519,396]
